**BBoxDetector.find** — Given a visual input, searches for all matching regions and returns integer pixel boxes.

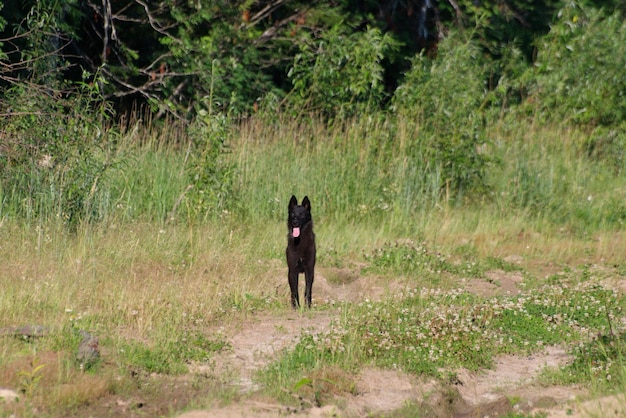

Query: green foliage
[18,356,46,397]
[582,123,626,174]
[0,71,118,228]
[2,0,624,126]
[0,0,82,87]
[2,1,626,230]
[437,0,561,59]
[393,33,492,199]
[564,333,626,387]
[157,3,282,117]
[120,332,227,375]
[0,1,121,228]
[287,26,399,118]
[366,241,522,280]
[182,112,234,222]
[497,153,572,220]
[522,3,626,128]
[548,282,626,387]
[488,125,626,230]
[232,116,412,223]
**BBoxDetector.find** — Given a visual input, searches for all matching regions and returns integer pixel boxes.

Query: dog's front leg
[304,268,314,308]
[288,268,300,308]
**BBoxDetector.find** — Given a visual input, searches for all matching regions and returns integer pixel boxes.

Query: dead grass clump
[47,373,112,410]
[0,350,113,414]
[293,366,357,407]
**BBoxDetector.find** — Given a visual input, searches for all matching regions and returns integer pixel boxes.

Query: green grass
[2,114,626,415]
[118,332,228,374]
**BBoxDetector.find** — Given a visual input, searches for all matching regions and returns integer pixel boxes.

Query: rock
[0,324,51,339]
[0,388,19,402]
[76,330,100,368]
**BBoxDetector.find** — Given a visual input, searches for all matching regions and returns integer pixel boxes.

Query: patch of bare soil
[462,269,523,297]
[193,311,334,393]
[186,265,388,394]
[455,346,573,405]
[337,346,582,418]
[314,267,405,304]
[445,346,584,417]
[341,368,437,416]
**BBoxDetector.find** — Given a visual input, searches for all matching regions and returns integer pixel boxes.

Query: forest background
[0,0,624,227]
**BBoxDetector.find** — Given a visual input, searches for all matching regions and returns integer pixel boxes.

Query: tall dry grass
[2,112,626,415]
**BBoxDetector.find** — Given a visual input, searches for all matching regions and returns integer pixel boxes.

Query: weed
[18,356,46,397]
[559,331,626,389]
[274,365,357,409]
[182,113,234,222]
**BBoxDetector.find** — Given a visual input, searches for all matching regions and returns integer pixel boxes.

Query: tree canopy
[5,0,616,120]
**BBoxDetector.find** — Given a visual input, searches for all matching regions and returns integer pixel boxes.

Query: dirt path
[178,269,616,418]
[191,311,334,394]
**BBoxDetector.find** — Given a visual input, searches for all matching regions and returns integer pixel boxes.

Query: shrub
[0,73,118,228]
[287,26,399,119]
[582,123,626,174]
[522,3,626,128]
[180,111,234,222]
[392,33,492,200]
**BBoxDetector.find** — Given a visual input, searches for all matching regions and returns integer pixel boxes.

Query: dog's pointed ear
[302,196,311,211]
[289,195,298,209]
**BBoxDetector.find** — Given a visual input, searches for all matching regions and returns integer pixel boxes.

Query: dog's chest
[296,256,306,268]
[287,230,315,263]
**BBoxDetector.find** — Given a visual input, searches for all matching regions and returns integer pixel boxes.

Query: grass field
[1,115,626,417]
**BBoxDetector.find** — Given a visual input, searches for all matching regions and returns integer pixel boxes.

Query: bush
[287,26,399,119]
[582,123,626,174]
[0,74,118,228]
[393,33,492,200]
[180,111,234,222]
[522,3,626,127]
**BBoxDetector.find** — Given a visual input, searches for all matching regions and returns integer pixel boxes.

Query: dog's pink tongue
[293,227,300,238]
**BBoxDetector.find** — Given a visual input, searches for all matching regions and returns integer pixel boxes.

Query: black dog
[286,195,316,308]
